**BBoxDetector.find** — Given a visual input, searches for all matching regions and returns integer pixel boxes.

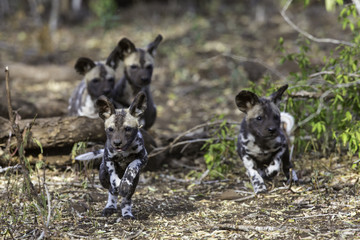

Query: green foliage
[200,115,238,179]
[71,141,87,161]
[277,2,360,157]
[89,0,119,29]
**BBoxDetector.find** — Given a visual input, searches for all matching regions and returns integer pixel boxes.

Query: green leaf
[32,138,43,154]
[336,0,344,5]
[325,0,337,12]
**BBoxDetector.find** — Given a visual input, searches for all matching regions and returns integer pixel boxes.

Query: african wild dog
[68,46,121,118]
[112,34,163,130]
[235,85,298,193]
[96,92,148,219]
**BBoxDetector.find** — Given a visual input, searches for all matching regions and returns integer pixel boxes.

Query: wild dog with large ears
[97,91,148,219]
[235,84,298,193]
[112,34,163,130]
[68,47,121,118]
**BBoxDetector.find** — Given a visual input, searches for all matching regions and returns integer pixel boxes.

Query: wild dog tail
[75,149,104,161]
[280,112,295,137]
[281,112,295,162]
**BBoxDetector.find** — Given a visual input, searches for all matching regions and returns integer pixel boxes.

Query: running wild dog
[112,34,163,130]
[68,46,121,118]
[96,92,148,219]
[235,85,298,193]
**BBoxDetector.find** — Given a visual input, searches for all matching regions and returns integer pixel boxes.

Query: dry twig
[281,0,355,47]
[5,67,39,201]
[149,120,241,158]
[221,53,287,81]
[217,223,309,233]
[292,79,360,132]
[0,164,22,174]
[233,194,256,202]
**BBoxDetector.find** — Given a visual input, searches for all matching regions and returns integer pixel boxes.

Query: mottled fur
[97,92,148,219]
[113,34,163,129]
[68,47,121,118]
[235,85,298,193]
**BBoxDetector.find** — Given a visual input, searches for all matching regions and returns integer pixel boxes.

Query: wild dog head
[96,92,147,153]
[235,85,288,139]
[75,48,121,100]
[117,34,163,88]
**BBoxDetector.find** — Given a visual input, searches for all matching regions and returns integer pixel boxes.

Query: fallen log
[0,116,105,149]
[0,116,225,169]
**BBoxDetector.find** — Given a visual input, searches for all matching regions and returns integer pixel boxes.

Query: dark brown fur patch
[115,109,127,128]
[99,64,107,79]
[139,49,146,67]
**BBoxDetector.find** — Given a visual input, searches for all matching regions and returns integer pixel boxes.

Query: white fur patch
[78,95,97,118]
[106,161,121,187]
[280,112,295,136]
[121,203,133,217]
[105,193,118,209]
[75,149,104,161]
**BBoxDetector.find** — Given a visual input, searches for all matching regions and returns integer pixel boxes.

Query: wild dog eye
[124,126,132,132]
[108,127,114,132]
[130,65,139,70]
[92,78,100,84]
[274,115,280,120]
[256,116,262,121]
[145,65,153,70]
[107,77,114,83]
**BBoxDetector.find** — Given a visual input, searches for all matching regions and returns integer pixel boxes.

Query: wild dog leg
[242,155,267,193]
[100,160,122,216]
[102,193,118,217]
[119,159,144,218]
[264,148,284,179]
[120,174,140,219]
[281,148,299,184]
[119,159,145,196]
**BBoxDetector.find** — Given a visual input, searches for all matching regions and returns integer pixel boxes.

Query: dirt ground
[0,1,360,239]
[1,157,360,239]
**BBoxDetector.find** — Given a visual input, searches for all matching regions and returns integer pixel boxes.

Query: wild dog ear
[129,91,147,118]
[74,57,96,75]
[105,46,122,70]
[235,90,260,113]
[270,84,288,106]
[147,34,163,56]
[96,96,115,120]
[117,38,136,60]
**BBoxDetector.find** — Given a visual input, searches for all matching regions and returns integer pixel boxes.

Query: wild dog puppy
[235,85,298,193]
[113,34,163,130]
[68,47,121,118]
[96,92,148,219]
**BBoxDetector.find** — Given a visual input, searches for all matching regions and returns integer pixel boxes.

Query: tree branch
[281,0,355,47]
[293,79,360,132]
[149,120,241,158]
[353,0,360,16]
[222,53,287,81]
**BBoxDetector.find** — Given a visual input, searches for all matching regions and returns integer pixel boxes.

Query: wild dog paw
[101,207,117,217]
[265,168,279,179]
[253,183,267,194]
[286,169,299,185]
[122,213,135,220]
[251,175,267,193]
